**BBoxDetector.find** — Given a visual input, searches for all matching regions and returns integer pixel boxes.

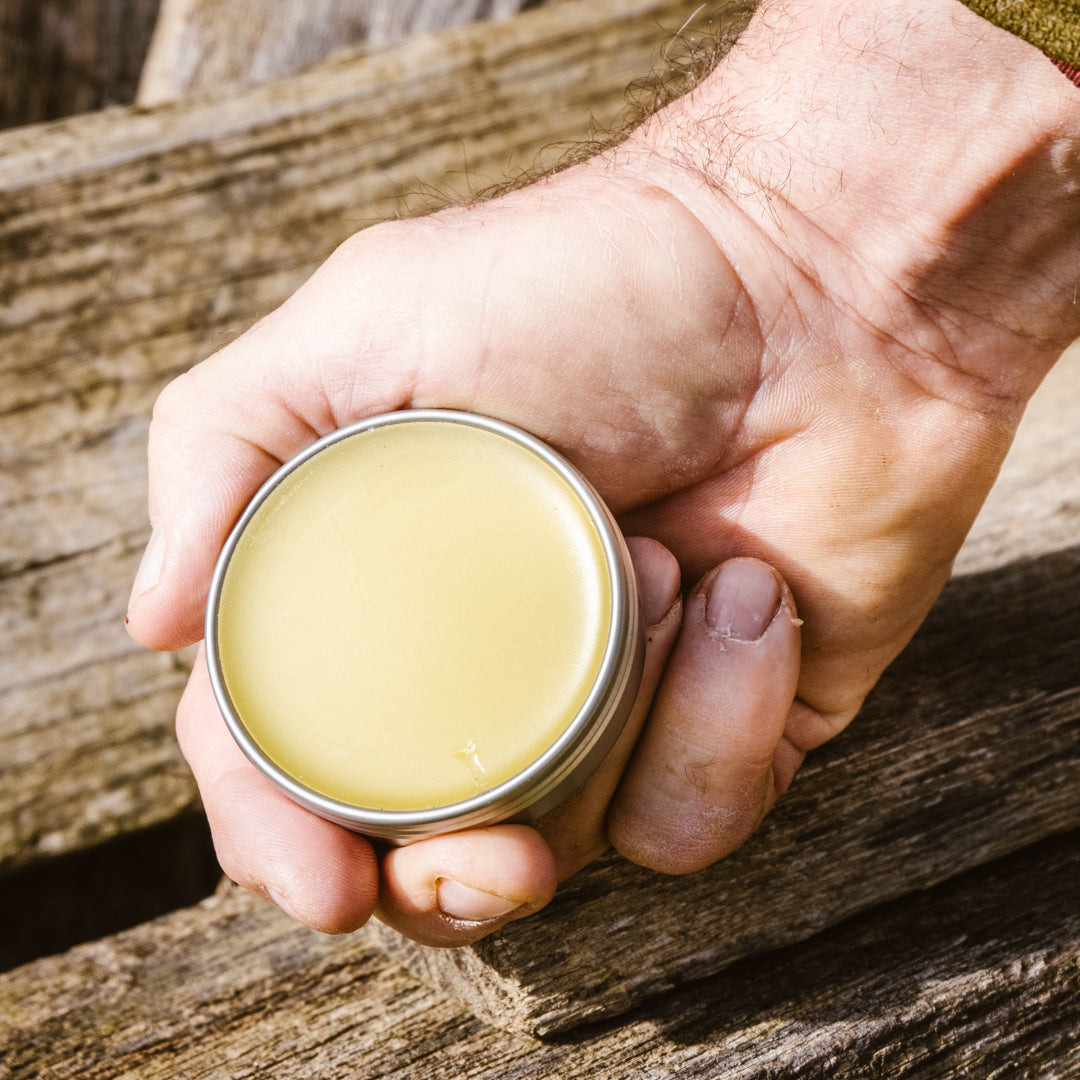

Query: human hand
[126,0,1080,944]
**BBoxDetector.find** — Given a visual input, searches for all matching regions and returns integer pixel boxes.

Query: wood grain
[0,0,160,128]
[3,828,1078,1076]
[137,0,549,105]
[2,0,1079,1053]
[1,0,721,873]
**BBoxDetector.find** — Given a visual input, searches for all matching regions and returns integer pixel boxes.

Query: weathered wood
[0,0,160,129]
[0,815,219,973]
[954,348,1080,575]
[1,0,720,874]
[368,503,1080,1033]
[137,0,549,105]
[2,0,1079,1047]
[3,828,1079,1076]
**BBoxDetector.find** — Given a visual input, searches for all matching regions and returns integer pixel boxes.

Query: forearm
[627,0,1080,406]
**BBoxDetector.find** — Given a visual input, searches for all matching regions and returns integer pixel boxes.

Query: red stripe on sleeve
[1053,59,1080,87]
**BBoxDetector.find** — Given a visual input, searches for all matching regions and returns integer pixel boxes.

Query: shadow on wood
[0,0,161,128]
[0,813,219,973]
[550,828,1080,1072]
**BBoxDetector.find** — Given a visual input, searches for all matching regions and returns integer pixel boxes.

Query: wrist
[624,0,1080,404]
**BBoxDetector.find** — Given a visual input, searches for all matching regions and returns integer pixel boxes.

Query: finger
[376,826,558,948]
[374,536,683,945]
[124,375,293,653]
[176,648,381,933]
[608,557,801,875]
[534,536,683,880]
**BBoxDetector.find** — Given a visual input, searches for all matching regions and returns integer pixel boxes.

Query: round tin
[205,409,644,843]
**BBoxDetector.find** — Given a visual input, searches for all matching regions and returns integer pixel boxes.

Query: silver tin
[205,409,644,844]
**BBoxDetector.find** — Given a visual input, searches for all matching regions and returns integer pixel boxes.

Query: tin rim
[204,409,642,842]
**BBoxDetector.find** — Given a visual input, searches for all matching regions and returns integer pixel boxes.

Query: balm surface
[215,419,612,811]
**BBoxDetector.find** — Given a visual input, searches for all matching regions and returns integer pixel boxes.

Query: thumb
[607,557,802,874]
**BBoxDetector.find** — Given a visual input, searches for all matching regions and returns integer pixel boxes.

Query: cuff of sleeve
[1051,58,1080,87]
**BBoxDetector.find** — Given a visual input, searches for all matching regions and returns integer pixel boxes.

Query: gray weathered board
[138,0,551,104]
[3,828,1078,1075]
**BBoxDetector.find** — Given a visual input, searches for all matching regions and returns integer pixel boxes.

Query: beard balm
[205,410,643,843]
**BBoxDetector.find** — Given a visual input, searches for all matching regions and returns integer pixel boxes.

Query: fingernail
[705,559,781,642]
[633,543,682,627]
[437,879,522,923]
[128,528,165,609]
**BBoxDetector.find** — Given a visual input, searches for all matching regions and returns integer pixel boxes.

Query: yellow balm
[206,411,642,842]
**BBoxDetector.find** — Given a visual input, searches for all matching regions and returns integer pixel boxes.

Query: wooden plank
[955,346,1080,574]
[0,0,160,129]
[3,828,1079,1076]
[0,0,717,873]
[137,0,547,105]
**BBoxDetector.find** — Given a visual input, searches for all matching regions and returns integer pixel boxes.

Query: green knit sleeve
[959,0,1080,67]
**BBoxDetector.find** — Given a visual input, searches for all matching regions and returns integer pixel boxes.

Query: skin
[126,0,1080,944]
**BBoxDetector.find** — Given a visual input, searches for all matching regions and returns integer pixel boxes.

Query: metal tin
[205,409,644,844]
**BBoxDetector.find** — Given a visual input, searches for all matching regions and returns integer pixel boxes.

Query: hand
[126,0,1080,944]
